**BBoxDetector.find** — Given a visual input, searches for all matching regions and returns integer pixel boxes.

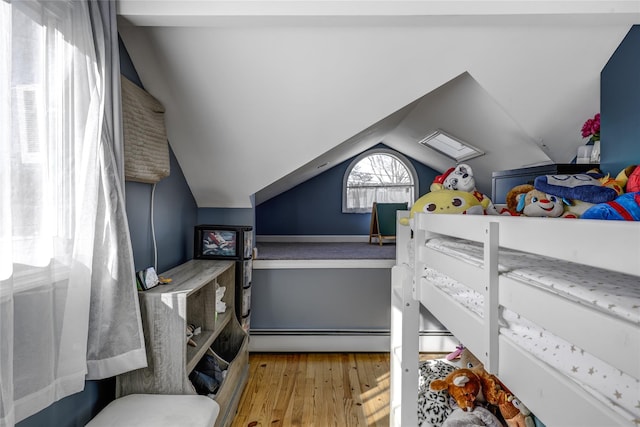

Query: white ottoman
[86,394,220,427]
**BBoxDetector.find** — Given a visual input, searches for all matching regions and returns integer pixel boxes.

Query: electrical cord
[151,182,158,271]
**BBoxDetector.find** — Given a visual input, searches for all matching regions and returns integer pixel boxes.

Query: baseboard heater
[248,329,456,353]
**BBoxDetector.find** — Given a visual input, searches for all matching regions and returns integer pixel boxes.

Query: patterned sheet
[423,267,640,424]
[425,237,640,325]
[421,237,640,425]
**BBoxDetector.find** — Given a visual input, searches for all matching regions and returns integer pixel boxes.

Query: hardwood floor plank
[231,352,446,427]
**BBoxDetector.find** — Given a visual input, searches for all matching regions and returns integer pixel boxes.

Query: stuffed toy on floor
[443,403,504,427]
[430,368,503,427]
[459,349,535,427]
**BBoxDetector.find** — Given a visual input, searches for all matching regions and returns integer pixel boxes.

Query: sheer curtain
[0,1,146,425]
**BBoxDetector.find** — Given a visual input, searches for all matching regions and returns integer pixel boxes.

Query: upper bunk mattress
[425,236,640,325]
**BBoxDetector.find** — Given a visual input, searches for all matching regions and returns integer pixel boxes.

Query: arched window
[342,148,418,213]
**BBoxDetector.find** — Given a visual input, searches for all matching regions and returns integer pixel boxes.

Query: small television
[194,225,252,260]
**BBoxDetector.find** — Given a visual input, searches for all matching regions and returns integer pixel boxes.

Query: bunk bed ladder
[390,211,419,427]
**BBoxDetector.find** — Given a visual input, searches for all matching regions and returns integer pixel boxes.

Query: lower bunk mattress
[421,236,640,424]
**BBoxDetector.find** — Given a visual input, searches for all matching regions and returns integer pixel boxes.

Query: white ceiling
[117,1,640,208]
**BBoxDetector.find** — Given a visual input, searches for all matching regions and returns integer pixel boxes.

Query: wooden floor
[231,352,445,427]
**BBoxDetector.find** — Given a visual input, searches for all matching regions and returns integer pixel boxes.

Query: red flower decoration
[581,113,600,141]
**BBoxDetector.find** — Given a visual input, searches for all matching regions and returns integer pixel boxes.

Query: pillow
[534,173,618,204]
[418,359,457,427]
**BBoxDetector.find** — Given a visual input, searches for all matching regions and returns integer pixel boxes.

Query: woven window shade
[121,75,170,183]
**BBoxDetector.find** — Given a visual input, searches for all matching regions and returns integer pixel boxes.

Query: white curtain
[0,1,146,425]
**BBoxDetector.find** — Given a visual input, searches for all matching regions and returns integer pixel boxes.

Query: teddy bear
[430,368,504,427]
[430,368,482,412]
[431,164,500,215]
[459,349,535,427]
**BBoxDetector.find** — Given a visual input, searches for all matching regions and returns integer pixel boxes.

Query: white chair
[86,394,220,427]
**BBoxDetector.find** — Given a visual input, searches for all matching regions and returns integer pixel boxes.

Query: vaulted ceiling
[117,1,640,208]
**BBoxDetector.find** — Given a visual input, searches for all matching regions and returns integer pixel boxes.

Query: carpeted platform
[255,242,396,260]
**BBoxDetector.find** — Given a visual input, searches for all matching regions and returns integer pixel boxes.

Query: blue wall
[255,144,439,235]
[601,25,640,175]
[120,39,199,274]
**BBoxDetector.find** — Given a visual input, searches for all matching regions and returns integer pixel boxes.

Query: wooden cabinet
[117,260,249,427]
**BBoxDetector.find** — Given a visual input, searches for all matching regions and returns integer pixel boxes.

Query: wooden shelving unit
[116,259,249,427]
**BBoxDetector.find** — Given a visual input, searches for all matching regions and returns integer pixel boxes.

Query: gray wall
[251,268,391,331]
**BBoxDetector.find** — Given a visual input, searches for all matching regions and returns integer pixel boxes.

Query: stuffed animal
[581,192,640,221]
[418,359,457,427]
[430,368,482,412]
[442,404,504,427]
[598,173,624,196]
[615,165,640,193]
[514,188,575,218]
[431,164,500,215]
[626,166,640,193]
[459,349,535,427]
[505,184,534,215]
[398,189,484,227]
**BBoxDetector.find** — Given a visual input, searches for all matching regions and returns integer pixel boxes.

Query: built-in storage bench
[116,260,249,427]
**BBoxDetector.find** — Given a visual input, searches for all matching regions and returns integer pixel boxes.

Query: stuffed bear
[430,368,504,427]
[430,368,482,412]
[459,349,535,427]
[431,164,500,215]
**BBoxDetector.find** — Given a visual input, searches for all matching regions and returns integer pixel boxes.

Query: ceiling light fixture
[418,129,484,162]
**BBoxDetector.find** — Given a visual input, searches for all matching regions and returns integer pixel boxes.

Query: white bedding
[422,235,640,424]
[425,236,640,324]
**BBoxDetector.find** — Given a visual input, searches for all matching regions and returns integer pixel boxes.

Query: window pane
[347,154,410,186]
[345,153,414,212]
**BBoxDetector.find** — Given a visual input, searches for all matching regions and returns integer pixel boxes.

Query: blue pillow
[534,173,617,204]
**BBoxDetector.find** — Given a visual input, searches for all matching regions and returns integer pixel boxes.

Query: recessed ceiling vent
[418,129,484,162]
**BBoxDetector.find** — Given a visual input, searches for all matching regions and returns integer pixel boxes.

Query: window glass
[343,150,416,213]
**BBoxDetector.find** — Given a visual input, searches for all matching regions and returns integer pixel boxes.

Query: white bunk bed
[391,211,640,427]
